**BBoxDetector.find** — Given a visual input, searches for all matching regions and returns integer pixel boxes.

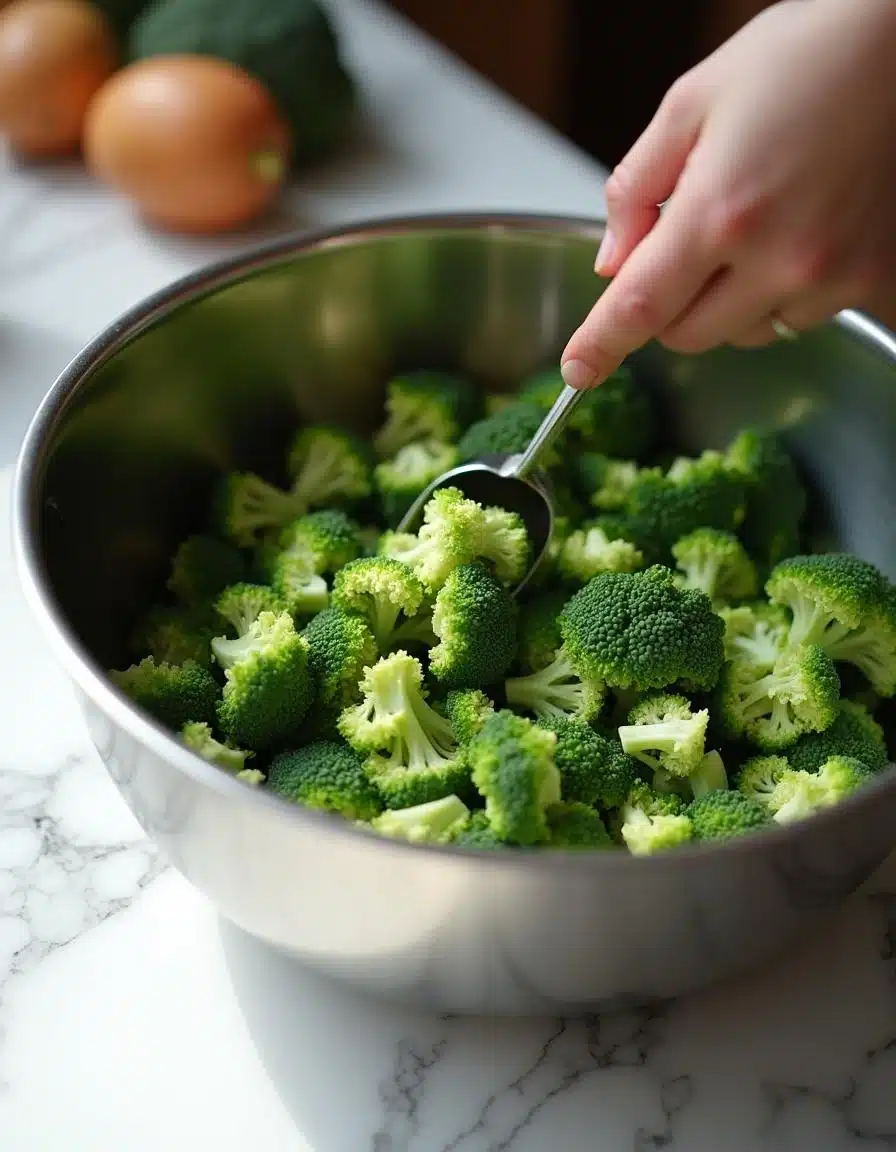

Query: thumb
[597,73,707,278]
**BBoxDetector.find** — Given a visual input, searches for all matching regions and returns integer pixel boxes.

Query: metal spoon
[397,383,588,596]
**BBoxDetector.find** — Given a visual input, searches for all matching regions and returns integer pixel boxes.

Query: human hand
[561,0,896,392]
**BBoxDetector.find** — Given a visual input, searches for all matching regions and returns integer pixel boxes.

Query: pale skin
[561,0,896,392]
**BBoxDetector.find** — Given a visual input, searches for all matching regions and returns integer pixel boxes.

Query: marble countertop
[1,1,896,1148]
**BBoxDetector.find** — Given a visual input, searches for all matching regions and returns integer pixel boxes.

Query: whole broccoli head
[558,523,644,584]
[618,782,693,855]
[212,610,314,751]
[338,651,470,808]
[468,710,561,845]
[457,401,558,467]
[166,534,245,606]
[373,371,480,459]
[786,699,888,775]
[546,802,613,850]
[444,688,496,745]
[672,528,759,606]
[368,794,471,844]
[287,426,373,512]
[430,562,518,689]
[331,557,429,653]
[537,715,638,808]
[374,439,460,525]
[109,657,220,731]
[725,427,807,570]
[686,788,770,841]
[558,565,726,694]
[768,755,876,825]
[618,693,709,778]
[181,720,254,776]
[267,740,382,821]
[302,607,379,724]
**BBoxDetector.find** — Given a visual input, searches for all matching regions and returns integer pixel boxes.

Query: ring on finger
[769,312,799,341]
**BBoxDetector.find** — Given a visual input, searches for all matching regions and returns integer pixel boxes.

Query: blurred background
[387,0,773,168]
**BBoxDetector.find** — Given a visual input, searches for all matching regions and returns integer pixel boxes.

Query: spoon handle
[504,384,587,481]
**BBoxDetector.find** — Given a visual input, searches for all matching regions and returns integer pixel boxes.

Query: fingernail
[594,229,615,274]
[561,358,598,391]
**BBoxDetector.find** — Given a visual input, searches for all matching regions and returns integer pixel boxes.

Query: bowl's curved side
[13,213,896,1014]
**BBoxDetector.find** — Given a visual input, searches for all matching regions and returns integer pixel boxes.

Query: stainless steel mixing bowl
[12,214,896,1015]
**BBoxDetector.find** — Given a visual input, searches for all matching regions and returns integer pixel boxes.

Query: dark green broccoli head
[766,552,889,646]
[546,802,613,850]
[725,427,807,569]
[287,426,373,512]
[559,565,726,693]
[785,700,888,774]
[267,740,382,821]
[373,371,480,458]
[538,715,638,808]
[457,401,556,466]
[374,439,460,525]
[166,534,245,606]
[444,689,496,745]
[468,710,561,845]
[686,788,770,841]
[109,657,219,730]
[515,587,570,674]
[303,607,378,718]
[453,809,505,850]
[130,603,217,667]
[430,562,518,688]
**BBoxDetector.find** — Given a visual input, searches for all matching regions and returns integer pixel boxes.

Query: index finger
[560,191,722,390]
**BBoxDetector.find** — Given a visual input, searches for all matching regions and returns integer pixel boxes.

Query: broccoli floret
[429,562,518,688]
[515,587,569,673]
[786,699,888,774]
[375,439,460,524]
[558,523,644,583]
[618,693,709,778]
[303,607,379,720]
[623,451,747,562]
[467,710,561,845]
[821,583,896,697]
[181,720,253,775]
[558,565,726,693]
[537,715,638,808]
[686,789,770,841]
[766,552,888,649]
[373,371,480,459]
[166,534,245,606]
[369,794,471,844]
[270,551,330,619]
[444,688,496,745]
[546,802,613,850]
[718,601,791,666]
[688,749,728,799]
[130,603,217,666]
[212,610,313,751]
[672,528,758,605]
[726,427,807,569]
[338,651,470,807]
[457,401,560,467]
[521,363,656,459]
[267,740,382,821]
[618,782,693,855]
[286,426,373,512]
[109,657,219,730]
[504,645,606,725]
[453,809,504,849]
[718,643,840,751]
[768,755,876,825]
[279,509,364,575]
[215,582,287,636]
[569,452,641,513]
[330,557,429,653]
[379,487,530,590]
[736,754,790,810]
[212,472,304,548]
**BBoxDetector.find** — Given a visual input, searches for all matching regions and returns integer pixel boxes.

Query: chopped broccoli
[688,749,729,799]
[166,534,245,606]
[286,426,373,512]
[546,802,613,850]
[558,523,644,583]
[338,651,470,807]
[270,551,330,619]
[822,582,896,697]
[369,794,471,844]
[768,755,875,825]
[130,603,216,667]
[453,809,504,849]
[686,788,770,841]
[726,427,807,569]
[303,607,379,721]
[109,656,219,730]
[267,740,382,821]
[718,642,840,751]
[736,754,790,809]
[181,720,253,775]
[467,710,561,845]
[672,528,758,605]
[718,601,790,666]
[786,699,888,774]
[515,587,569,673]
[444,688,496,745]
[213,471,304,548]
[279,509,363,575]
[212,610,314,751]
[558,565,726,693]
[569,452,641,512]
[215,582,287,636]
[457,401,559,467]
[504,644,606,725]
[618,693,709,778]
[430,562,518,688]
[375,439,460,524]
[330,557,429,653]
[373,371,480,459]
[618,783,693,855]
[537,715,638,808]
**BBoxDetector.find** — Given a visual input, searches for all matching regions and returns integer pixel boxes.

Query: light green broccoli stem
[618,706,709,778]
[688,750,728,799]
[369,795,470,844]
[181,721,252,774]
[505,649,595,721]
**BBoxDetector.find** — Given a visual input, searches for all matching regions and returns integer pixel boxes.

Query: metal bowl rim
[11,209,896,874]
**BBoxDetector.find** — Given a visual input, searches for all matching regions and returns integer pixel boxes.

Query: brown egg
[83,55,293,234]
[0,0,118,158]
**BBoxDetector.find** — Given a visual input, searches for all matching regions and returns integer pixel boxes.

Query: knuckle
[610,282,662,332]
[660,73,698,123]
[604,167,629,209]
[778,241,840,291]
[706,191,765,248]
